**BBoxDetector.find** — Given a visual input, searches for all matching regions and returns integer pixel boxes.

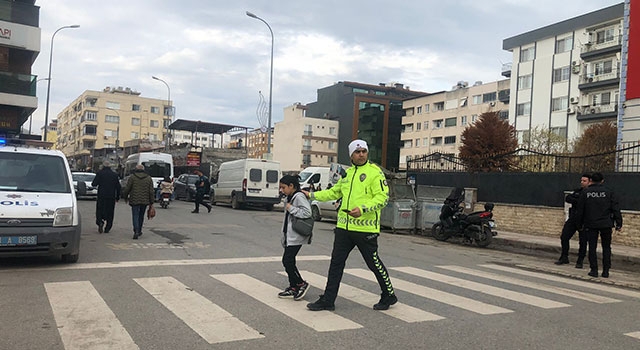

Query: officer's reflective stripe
[625,331,640,340]
[45,281,138,350]
[211,273,362,332]
[345,268,512,315]
[134,277,263,344]
[393,267,569,309]
[438,265,620,304]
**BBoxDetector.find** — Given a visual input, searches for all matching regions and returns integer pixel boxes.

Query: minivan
[212,159,281,210]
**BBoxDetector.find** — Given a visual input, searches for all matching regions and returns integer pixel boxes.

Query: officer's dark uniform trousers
[323,228,394,303]
[560,218,587,263]
[586,227,612,272]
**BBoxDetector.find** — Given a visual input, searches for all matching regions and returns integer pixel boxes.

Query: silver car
[310,198,341,222]
[72,172,97,198]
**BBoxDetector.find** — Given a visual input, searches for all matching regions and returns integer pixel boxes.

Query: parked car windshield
[0,153,71,193]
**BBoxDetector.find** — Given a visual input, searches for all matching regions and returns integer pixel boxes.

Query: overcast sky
[30,0,622,134]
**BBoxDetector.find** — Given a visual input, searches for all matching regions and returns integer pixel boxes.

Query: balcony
[0,0,40,27]
[578,69,619,91]
[577,103,617,122]
[501,62,512,78]
[0,72,37,96]
[580,35,622,60]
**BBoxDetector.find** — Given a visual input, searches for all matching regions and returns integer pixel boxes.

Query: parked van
[212,159,281,210]
[0,139,81,263]
[122,152,174,188]
[299,163,349,191]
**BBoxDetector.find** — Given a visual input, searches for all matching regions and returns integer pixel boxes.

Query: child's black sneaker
[278,287,296,299]
[294,281,310,301]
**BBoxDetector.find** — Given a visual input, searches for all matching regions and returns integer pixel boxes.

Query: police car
[0,138,81,263]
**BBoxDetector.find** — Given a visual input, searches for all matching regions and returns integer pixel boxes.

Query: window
[516,102,531,116]
[106,101,120,110]
[416,122,421,131]
[551,127,567,137]
[329,127,336,135]
[132,104,140,111]
[163,106,173,117]
[82,141,95,149]
[132,118,140,126]
[327,156,335,163]
[328,141,336,150]
[595,27,615,44]
[518,75,532,90]
[423,121,429,129]
[555,36,573,53]
[472,95,482,105]
[416,106,422,114]
[520,46,535,62]
[483,92,497,103]
[434,102,445,111]
[249,169,262,182]
[460,97,468,107]
[304,124,312,136]
[104,129,117,137]
[403,140,413,148]
[424,104,430,113]
[461,115,468,125]
[433,119,443,129]
[592,92,612,106]
[266,170,279,183]
[518,130,531,144]
[83,125,97,135]
[84,111,97,121]
[403,124,414,133]
[553,66,571,83]
[415,138,420,147]
[499,110,509,120]
[150,120,159,128]
[445,99,458,110]
[445,117,457,127]
[148,134,158,141]
[150,107,160,114]
[431,137,442,145]
[131,132,139,139]
[552,96,569,111]
[423,137,429,146]
[303,139,312,151]
[104,114,120,124]
[444,136,456,145]
[164,119,171,128]
[594,60,613,76]
[352,88,368,94]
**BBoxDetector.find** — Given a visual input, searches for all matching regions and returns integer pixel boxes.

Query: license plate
[248,189,260,193]
[489,221,496,228]
[0,235,37,246]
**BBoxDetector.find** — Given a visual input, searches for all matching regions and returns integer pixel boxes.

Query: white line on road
[286,271,445,323]
[437,265,620,304]
[0,255,331,272]
[625,331,640,340]
[211,273,362,332]
[44,281,139,350]
[482,264,640,299]
[134,276,263,344]
[345,268,513,315]
[393,266,570,309]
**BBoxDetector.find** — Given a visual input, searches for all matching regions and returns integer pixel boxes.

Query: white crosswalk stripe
[134,276,264,344]
[345,268,513,315]
[482,264,640,299]
[211,273,363,332]
[437,265,621,304]
[289,271,445,323]
[625,331,640,340]
[44,281,139,350]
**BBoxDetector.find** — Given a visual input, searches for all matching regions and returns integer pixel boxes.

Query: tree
[523,125,570,154]
[459,111,518,172]
[572,121,617,172]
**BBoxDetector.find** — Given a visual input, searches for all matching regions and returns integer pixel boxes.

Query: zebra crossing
[42,263,640,349]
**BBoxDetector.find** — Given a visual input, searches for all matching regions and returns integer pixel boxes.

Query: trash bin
[381,179,416,234]
[414,185,478,235]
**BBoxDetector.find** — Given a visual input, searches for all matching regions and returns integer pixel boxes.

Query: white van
[122,152,174,187]
[0,139,81,263]
[212,159,281,210]
[299,164,349,191]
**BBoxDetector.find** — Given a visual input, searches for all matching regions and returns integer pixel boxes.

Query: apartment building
[399,80,510,169]
[172,129,212,148]
[502,3,624,143]
[0,0,40,136]
[56,86,172,166]
[306,81,428,170]
[273,102,339,172]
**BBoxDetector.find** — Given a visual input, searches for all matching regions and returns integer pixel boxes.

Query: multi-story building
[399,80,510,169]
[306,81,428,170]
[273,102,339,171]
[0,0,40,136]
[41,119,57,145]
[56,86,172,166]
[502,3,624,143]
[172,129,212,148]
[247,128,272,159]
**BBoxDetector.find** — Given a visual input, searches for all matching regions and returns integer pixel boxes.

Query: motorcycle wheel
[431,223,449,241]
[475,224,493,248]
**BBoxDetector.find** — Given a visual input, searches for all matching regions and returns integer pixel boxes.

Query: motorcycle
[431,187,497,248]
[160,192,171,209]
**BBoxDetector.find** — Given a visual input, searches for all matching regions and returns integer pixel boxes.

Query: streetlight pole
[43,24,80,142]
[29,77,50,135]
[246,11,274,156]
[152,76,172,151]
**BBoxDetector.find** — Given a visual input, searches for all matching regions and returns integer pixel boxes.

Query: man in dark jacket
[575,172,623,278]
[122,165,155,239]
[91,161,121,233]
[555,173,590,267]
[192,169,211,214]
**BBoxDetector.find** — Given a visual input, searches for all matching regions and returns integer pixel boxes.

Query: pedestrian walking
[576,172,623,278]
[91,160,121,234]
[555,173,590,267]
[122,164,155,239]
[303,139,397,311]
[191,169,212,214]
[277,175,312,301]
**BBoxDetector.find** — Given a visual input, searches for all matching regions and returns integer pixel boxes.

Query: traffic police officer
[303,139,397,311]
[575,172,623,278]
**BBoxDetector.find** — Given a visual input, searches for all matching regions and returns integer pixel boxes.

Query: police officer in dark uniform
[555,173,590,267]
[575,172,623,278]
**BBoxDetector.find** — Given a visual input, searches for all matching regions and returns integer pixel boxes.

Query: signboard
[0,115,18,131]
[186,151,201,167]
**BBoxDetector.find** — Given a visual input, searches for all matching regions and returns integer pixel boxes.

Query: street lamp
[29,77,50,134]
[246,11,274,155]
[43,24,80,142]
[152,76,171,151]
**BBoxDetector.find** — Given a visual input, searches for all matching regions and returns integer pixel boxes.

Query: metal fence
[407,142,640,174]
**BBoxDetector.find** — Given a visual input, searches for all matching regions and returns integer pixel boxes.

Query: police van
[0,138,81,263]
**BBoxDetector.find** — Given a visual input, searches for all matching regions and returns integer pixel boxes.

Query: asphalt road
[1,198,639,350]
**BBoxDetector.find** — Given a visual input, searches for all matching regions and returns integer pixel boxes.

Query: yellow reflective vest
[312,161,389,233]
